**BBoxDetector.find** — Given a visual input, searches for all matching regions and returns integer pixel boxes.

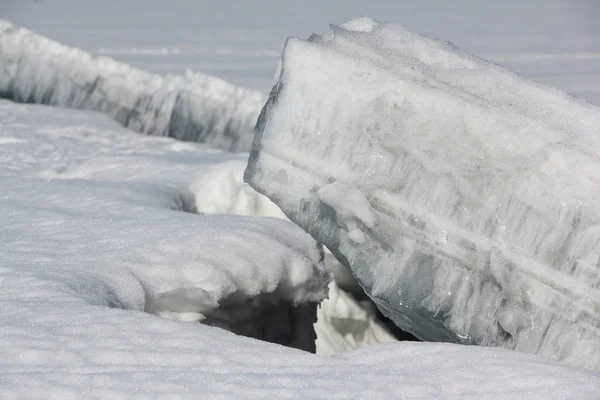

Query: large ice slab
[245,18,600,370]
[0,20,266,151]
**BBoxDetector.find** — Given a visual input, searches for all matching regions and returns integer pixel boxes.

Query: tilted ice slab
[245,18,600,370]
[0,20,266,151]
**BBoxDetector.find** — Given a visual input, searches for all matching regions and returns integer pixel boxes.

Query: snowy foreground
[246,18,600,371]
[0,20,266,152]
[2,99,599,397]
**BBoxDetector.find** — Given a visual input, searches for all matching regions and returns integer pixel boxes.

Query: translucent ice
[0,20,266,151]
[245,18,600,370]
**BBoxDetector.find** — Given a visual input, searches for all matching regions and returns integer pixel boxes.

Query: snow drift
[245,18,600,370]
[0,20,266,152]
[0,98,330,353]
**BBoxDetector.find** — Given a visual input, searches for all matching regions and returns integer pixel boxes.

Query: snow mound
[0,98,329,352]
[190,159,287,218]
[245,18,600,370]
[2,177,328,350]
[0,20,266,152]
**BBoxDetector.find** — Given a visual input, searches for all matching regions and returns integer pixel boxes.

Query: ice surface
[0,20,266,151]
[2,99,600,398]
[245,18,600,370]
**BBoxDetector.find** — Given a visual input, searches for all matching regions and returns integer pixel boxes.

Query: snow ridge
[0,20,267,152]
[0,98,330,353]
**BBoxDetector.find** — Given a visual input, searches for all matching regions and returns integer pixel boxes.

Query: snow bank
[245,18,600,370]
[0,99,329,353]
[2,177,327,349]
[0,20,266,151]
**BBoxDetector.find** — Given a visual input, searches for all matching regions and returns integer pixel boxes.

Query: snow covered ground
[245,16,600,371]
[2,99,600,399]
[1,0,600,397]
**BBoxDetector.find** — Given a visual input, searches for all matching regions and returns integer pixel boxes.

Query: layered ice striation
[245,17,600,370]
[0,20,266,151]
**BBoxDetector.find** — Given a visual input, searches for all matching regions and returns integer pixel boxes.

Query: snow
[245,18,600,371]
[190,159,287,218]
[1,1,600,396]
[0,87,394,357]
[315,281,398,355]
[0,98,330,351]
[0,20,266,152]
[2,99,599,398]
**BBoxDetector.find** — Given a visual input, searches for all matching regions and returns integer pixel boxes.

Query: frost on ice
[245,18,600,370]
[0,20,266,152]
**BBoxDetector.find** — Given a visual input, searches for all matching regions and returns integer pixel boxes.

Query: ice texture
[245,18,600,370]
[0,20,266,151]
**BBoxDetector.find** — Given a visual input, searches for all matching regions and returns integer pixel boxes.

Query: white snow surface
[2,99,600,397]
[245,18,600,371]
[0,20,266,151]
[0,97,333,349]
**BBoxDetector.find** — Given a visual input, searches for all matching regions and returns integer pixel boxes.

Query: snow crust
[245,18,600,370]
[0,98,329,353]
[0,20,266,151]
[2,99,600,397]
